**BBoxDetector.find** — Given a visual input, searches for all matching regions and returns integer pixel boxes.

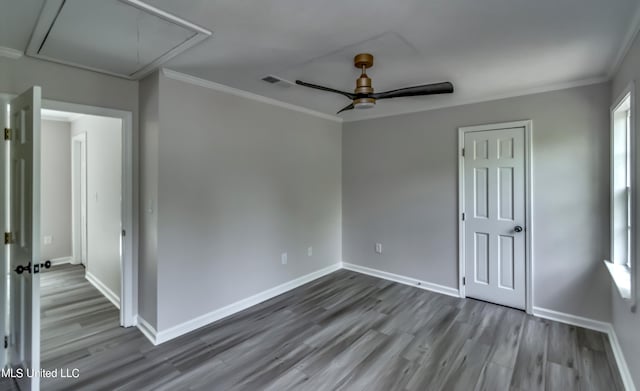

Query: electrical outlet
[281,252,288,265]
[307,247,313,257]
[375,243,382,254]
[44,235,53,245]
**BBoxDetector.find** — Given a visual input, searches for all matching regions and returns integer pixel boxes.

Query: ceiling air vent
[261,75,281,84]
[261,75,292,88]
[26,0,211,80]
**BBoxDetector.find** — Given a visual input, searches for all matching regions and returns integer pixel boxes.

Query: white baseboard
[85,271,121,310]
[135,315,158,346]
[532,306,610,333]
[606,324,637,391]
[532,306,635,391]
[147,263,341,345]
[48,256,74,266]
[341,262,460,298]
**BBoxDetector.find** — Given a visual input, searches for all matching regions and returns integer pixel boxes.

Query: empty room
[0,0,639,390]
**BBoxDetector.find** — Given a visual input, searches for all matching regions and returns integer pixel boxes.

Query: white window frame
[607,81,636,308]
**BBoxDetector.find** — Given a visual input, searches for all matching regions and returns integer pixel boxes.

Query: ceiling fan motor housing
[354,74,375,108]
[354,53,375,108]
[355,73,374,94]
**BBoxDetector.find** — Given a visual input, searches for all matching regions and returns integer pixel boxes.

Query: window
[608,84,635,301]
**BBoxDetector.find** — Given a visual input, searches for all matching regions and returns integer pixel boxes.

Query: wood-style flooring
[39,264,624,391]
[0,377,18,391]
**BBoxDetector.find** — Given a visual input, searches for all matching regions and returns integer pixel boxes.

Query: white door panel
[1,95,9,370]
[463,127,526,309]
[8,87,41,391]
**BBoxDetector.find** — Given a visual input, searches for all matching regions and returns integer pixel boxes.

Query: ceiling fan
[295,53,454,114]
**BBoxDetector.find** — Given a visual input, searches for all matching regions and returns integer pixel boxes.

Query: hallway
[40,264,142,390]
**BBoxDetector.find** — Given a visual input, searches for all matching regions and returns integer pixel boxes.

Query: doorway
[40,108,130,322]
[42,99,137,327]
[458,120,533,312]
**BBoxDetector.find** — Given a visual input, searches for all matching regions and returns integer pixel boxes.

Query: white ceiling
[3,0,640,120]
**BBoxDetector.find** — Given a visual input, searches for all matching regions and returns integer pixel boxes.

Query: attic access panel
[26,0,211,80]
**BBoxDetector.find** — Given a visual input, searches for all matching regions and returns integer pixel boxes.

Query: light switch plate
[375,243,382,254]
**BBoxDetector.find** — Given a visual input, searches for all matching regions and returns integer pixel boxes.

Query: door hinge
[461,148,465,157]
[462,213,465,221]
[4,336,7,349]
[4,232,13,245]
[463,277,466,285]
[3,128,10,141]
[122,229,126,237]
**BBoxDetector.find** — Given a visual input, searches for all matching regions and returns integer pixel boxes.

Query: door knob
[514,226,523,233]
[14,260,51,275]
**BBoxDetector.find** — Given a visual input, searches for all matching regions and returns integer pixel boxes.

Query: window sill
[604,260,631,300]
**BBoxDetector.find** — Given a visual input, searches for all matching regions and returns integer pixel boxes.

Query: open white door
[7,87,42,391]
[1,95,9,371]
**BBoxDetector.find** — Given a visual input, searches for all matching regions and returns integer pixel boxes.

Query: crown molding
[608,2,640,79]
[162,69,343,123]
[0,47,23,60]
[162,69,607,124]
[343,76,609,123]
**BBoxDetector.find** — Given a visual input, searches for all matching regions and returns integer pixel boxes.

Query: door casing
[458,120,533,314]
[71,132,87,267]
[1,93,136,351]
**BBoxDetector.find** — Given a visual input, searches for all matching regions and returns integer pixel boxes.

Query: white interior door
[1,95,9,371]
[8,87,42,391]
[463,126,526,309]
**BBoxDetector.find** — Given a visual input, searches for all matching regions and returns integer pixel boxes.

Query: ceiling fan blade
[296,80,355,99]
[371,82,454,100]
[336,103,355,114]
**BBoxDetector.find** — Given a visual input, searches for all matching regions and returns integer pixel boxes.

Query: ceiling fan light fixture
[353,97,376,109]
[295,53,454,115]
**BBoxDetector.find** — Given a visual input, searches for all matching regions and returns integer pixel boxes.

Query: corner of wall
[137,70,160,331]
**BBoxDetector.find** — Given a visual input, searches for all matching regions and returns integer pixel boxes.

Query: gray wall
[343,82,612,322]
[150,74,342,331]
[0,56,137,112]
[71,115,122,302]
[138,73,159,327]
[611,30,640,386]
[40,119,72,261]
